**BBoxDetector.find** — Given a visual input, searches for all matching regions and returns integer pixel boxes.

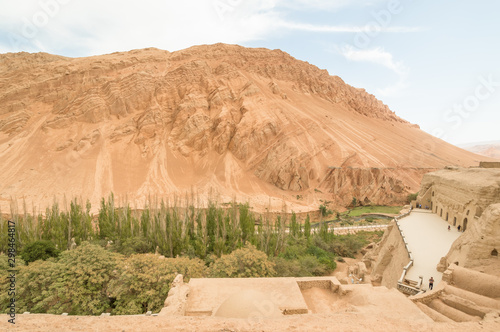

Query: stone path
[398,209,461,289]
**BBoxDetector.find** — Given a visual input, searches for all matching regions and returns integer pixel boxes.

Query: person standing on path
[429,277,434,290]
[458,225,461,232]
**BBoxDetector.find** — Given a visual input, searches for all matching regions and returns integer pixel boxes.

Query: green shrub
[271,237,337,277]
[272,255,329,277]
[306,245,336,271]
[0,254,26,313]
[12,259,61,314]
[110,236,152,256]
[271,256,305,277]
[407,192,419,203]
[297,255,330,276]
[280,236,308,260]
[2,243,120,315]
[20,240,60,264]
[109,254,206,314]
[48,242,121,315]
[330,235,368,257]
[0,253,25,270]
[209,244,276,278]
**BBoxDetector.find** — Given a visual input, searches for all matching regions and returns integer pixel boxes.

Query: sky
[1,0,499,145]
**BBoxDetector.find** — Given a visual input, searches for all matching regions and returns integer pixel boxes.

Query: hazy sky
[1,0,499,145]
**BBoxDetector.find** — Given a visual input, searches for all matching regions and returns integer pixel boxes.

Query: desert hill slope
[0,44,488,212]
[462,141,500,159]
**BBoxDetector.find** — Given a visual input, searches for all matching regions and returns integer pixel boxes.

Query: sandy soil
[4,294,499,332]
[301,287,351,314]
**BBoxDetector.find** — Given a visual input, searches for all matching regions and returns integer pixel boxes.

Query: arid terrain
[462,142,500,159]
[0,44,489,213]
[4,310,497,332]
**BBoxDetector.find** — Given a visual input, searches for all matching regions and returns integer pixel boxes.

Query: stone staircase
[410,266,500,323]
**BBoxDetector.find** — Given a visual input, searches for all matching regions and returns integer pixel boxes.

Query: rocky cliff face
[442,204,500,275]
[0,44,487,211]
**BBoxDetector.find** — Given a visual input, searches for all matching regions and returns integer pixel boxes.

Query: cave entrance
[492,249,498,257]
[453,217,457,226]
[463,218,468,232]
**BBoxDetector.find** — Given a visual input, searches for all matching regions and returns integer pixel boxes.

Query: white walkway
[398,209,461,289]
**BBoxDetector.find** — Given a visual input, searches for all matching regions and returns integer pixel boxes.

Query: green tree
[98,194,118,240]
[10,259,59,314]
[3,243,120,315]
[111,236,152,256]
[290,211,299,237]
[109,254,206,314]
[304,214,311,239]
[68,199,94,247]
[319,204,328,217]
[239,203,254,245]
[20,240,60,264]
[209,244,276,278]
[319,220,330,242]
[351,197,357,208]
[45,242,121,315]
[407,192,419,203]
[43,202,68,250]
[206,201,217,252]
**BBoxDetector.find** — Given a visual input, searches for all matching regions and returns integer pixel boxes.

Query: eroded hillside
[0,44,487,211]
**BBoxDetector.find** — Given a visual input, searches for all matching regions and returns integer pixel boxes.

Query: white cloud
[376,79,408,96]
[0,0,279,55]
[0,0,421,56]
[275,21,420,33]
[340,45,408,74]
[274,0,386,11]
[340,45,409,96]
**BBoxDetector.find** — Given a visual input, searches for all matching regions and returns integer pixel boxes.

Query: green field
[346,205,403,217]
[315,205,403,227]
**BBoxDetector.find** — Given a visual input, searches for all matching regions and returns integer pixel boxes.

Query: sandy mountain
[462,141,500,160]
[0,44,489,213]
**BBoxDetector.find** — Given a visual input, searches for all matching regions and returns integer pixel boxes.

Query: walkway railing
[331,224,389,235]
[394,207,424,295]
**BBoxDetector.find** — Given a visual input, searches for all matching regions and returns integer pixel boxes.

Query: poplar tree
[304,214,311,239]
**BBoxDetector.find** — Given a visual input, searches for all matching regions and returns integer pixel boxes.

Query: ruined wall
[443,204,500,270]
[416,168,500,274]
[417,167,500,231]
[159,274,190,316]
[480,162,500,168]
[366,223,410,288]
